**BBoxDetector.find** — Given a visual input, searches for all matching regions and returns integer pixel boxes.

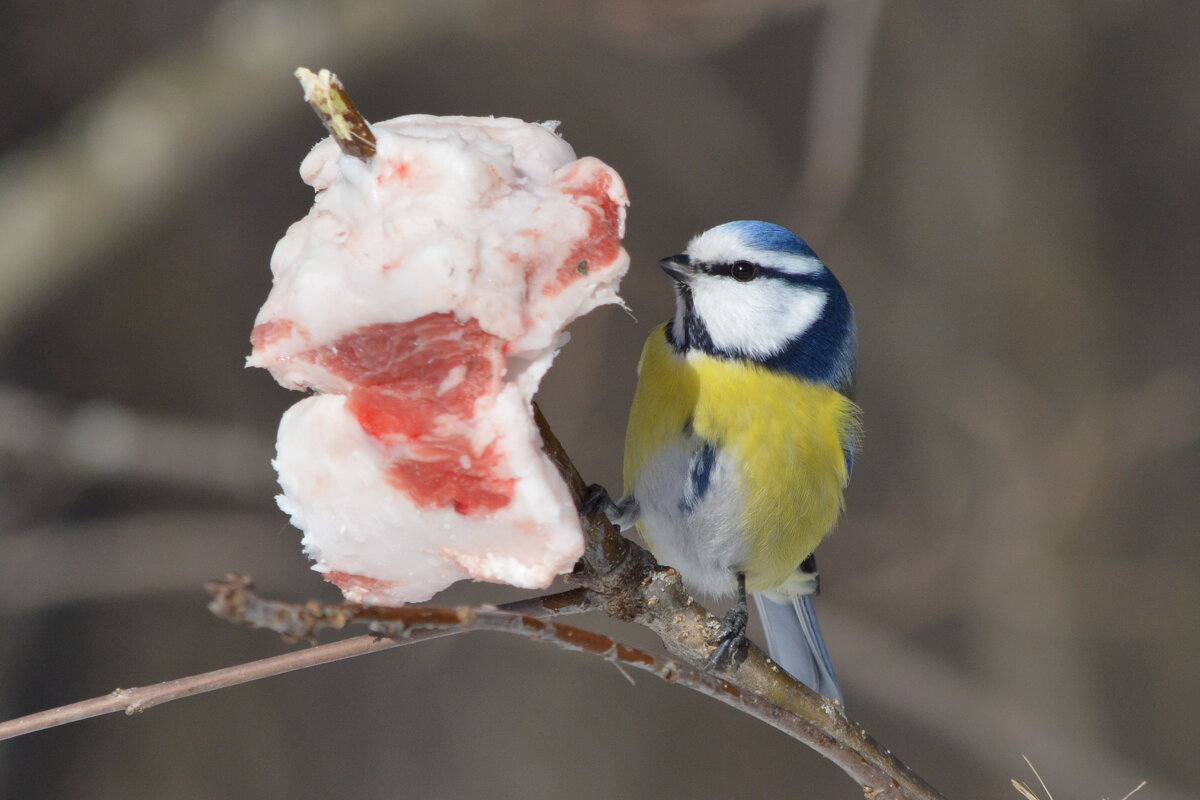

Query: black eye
[730,261,758,282]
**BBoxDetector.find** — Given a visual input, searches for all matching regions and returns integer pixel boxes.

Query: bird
[594,220,860,701]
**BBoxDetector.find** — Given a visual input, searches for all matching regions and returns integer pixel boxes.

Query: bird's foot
[706,606,750,671]
[578,484,619,527]
[581,483,615,519]
[581,484,639,529]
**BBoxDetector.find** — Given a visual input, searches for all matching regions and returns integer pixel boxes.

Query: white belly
[631,437,746,598]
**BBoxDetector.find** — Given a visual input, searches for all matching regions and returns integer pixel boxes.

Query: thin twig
[0,587,591,743]
[204,575,935,787]
[1119,781,1148,800]
[0,636,392,742]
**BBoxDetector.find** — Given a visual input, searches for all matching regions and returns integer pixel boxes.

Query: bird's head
[661,220,855,388]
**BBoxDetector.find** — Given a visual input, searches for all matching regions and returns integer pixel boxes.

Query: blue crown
[714,220,819,260]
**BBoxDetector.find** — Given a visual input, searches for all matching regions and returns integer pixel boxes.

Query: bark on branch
[0,588,591,742]
[534,404,944,800]
[0,411,944,799]
[205,573,942,792]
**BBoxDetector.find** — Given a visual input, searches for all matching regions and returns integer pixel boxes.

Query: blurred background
[1,1,1197,798]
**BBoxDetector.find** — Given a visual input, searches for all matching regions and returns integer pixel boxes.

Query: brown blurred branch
[0,512,292,614]
[786,0,884,237]
[0,385,274,500]
[583,0,867,55]
[0,587,591,743]
[0,0,503,343]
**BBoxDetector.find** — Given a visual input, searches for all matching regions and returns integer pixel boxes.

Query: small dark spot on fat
[577,260,589,275]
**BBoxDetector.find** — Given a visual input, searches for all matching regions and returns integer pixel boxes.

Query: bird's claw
[581,484,640,530]
[706,607,750,671]
[581,483,614,520]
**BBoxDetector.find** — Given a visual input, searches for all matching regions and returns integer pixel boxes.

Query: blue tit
[611,220,860,701]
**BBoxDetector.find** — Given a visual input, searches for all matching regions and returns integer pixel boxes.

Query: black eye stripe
[697,260,823,286]
[704,261,757,279]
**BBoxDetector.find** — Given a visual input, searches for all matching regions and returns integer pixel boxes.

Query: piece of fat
[249,115,629,604]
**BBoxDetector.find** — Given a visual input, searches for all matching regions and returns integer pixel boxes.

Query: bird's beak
[659,253,694,283]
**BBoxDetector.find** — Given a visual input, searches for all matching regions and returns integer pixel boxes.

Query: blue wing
[679,438,717,514]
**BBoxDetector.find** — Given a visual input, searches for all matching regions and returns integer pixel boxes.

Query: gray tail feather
[752,593,843,703]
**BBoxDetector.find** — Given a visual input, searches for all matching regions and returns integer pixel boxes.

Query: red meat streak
[323,570,397,598]
[545,165,623,296]
[250,318,297,350]
[304,313,515,516]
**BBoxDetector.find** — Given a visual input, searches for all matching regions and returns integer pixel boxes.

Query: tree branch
[533,403,945,800]
[0,405,945,799]
[0,587,590,743]
[206,573,938,784]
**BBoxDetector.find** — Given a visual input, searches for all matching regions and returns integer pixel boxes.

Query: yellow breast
[624,323,861,593]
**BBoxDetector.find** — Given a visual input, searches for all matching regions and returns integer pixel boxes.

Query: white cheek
[691,280,825,358]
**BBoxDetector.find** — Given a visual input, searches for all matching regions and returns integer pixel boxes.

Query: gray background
[1,1,1197,798]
